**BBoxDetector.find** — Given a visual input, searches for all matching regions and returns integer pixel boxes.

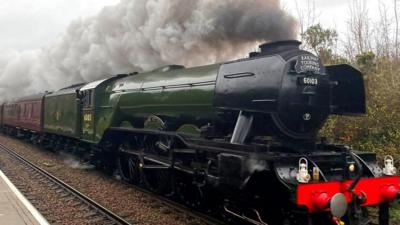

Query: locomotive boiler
[107,41,365,141]
[0,40,398,225]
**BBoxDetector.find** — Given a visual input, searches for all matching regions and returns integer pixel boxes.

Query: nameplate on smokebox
[295,55,322,74]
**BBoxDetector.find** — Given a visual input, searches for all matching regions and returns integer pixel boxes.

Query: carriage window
[28,104,32,118]
[32,104,35,117]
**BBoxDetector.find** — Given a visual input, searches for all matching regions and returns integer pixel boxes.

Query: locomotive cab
[214,40,366,142]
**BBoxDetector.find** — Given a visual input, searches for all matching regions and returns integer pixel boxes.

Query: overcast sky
[0,0,395,53]
[282,0,396,38]
[0,0,119,52]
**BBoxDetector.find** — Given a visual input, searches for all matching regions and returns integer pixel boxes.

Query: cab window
[81,90,93,108]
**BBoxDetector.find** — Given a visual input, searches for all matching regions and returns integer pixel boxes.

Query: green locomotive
[46,41,363,144]
[1,40,399,225]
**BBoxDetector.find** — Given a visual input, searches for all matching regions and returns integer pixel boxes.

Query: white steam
[0,0,297,101]
[61,152,95,170]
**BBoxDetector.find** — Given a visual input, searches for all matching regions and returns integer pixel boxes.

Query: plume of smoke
[0,0,297,101]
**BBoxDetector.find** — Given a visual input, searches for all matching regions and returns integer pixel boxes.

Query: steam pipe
[230,111,253,144]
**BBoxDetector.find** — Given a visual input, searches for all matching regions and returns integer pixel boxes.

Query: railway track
[0,140,226,225]
[122,180,227,225]
[0,142,133,225]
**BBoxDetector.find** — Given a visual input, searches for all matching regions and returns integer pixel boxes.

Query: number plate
[298,77,319,86]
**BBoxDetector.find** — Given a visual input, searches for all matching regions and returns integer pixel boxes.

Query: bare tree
[375,0,392,58]
[394,0,399,60]
[346,0,372,58]
[294,1,316,33]
[294,0,320,50]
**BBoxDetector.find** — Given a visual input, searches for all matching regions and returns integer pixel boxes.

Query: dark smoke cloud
[0,0,297,100]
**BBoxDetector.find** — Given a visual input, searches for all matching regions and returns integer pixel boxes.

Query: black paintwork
[215,41,365,140]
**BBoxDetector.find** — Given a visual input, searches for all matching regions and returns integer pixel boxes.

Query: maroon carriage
[0,103,3,127]
[3,94,45,133]
[15,94,45,132]
[3,102,19,128]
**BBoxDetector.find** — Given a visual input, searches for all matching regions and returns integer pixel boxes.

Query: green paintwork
[177,124,201,137]
[107,64,221,138]
[82,106,94,140]
[42,76,123,143]
[79,75,126,143]
[43,63,222,144]
[118,121,134,128]
[43,84,85,138]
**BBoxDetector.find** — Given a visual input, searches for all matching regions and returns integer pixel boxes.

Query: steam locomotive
[0,40,399,225]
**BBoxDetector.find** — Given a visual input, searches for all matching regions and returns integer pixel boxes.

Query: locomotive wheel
[142,168,172,195]
[117,141,142,184]
[141,135,173,195]
[175,173,206,209]
[177,182,204,209]
[117,156,142,184]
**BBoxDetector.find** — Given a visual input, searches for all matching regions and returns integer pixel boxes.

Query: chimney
[259,40,301,55]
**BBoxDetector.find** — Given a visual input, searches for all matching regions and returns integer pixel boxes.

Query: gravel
[0,134,204,225]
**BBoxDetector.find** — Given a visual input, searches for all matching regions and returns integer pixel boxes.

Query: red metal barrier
[297,176,400,213]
